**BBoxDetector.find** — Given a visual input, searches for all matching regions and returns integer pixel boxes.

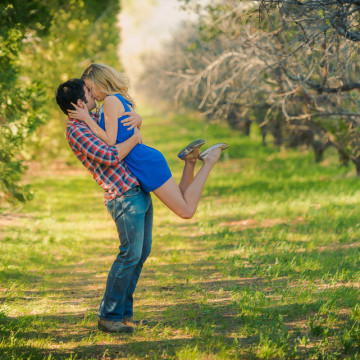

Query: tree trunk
[314,148,324,163]
[272,121,283,147]
[339,151,350,167]
[355,160,360,176]
[312,140,331,163]
[261,127,267,146]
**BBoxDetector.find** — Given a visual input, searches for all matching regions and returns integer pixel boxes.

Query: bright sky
[117,0,202,85]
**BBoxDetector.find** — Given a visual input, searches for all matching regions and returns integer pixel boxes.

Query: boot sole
[98,323,134,333]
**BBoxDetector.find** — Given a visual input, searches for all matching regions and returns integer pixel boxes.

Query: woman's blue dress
[98,94,172,192]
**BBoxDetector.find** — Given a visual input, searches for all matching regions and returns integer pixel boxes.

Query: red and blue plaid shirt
[66,116,139,204]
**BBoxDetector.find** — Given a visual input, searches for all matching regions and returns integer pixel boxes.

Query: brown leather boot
[98,318,134,333]
[123,317,149,327]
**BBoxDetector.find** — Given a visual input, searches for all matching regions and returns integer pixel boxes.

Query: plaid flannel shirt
[66,116,139,204]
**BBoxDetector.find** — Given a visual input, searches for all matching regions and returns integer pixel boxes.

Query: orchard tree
[20,0,121,162]
[259,0,360,171]
[0,0,121,205]
[0,1,50,203]
[168,0,360,172]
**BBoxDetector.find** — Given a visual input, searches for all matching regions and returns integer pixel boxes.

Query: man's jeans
[98,186,153,321]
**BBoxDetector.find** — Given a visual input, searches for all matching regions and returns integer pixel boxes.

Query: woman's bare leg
[178,149,199,195]
[153,148,222,219]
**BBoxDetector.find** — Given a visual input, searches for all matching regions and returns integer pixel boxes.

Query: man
[56,78,150,333]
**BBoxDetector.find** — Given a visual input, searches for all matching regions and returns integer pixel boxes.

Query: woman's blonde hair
[81,63,135,105]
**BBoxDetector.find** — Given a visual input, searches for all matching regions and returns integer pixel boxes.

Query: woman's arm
[103,96,124,146]
[67,124,142,164]
[68,101,116,145]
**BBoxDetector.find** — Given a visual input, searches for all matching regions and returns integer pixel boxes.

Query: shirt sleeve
[67,123,121,166]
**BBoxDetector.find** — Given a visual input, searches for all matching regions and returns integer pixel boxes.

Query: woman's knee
[178,208,195,219]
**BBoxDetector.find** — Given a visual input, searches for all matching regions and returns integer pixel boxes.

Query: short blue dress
[98,94,172,192]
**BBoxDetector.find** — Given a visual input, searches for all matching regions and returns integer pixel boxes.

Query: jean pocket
[122,186,141,198]
[106,198,116,220]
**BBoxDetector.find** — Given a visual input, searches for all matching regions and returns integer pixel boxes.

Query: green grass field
[1,107,360,359]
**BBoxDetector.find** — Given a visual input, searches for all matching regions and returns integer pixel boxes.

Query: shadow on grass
[1,291,358,360]
[0,336,238,360]
[0,269,41,286]
[2,221,359,359]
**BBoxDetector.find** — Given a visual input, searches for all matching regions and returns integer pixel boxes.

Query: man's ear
[77,99,85,109]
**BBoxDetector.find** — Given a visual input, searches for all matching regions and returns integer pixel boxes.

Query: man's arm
[67,123,141,165]
[115,127,142,159]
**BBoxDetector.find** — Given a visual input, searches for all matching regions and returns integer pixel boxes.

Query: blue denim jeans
[98,186,153,321]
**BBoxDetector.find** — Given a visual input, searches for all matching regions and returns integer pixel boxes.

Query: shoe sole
[123,318,149,327]
[98,323,134,333]
[198,143,228,161]
[177,139,206,160]
[123,317,149,326]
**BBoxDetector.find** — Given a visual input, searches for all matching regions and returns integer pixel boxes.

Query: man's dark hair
[55,78,87,115]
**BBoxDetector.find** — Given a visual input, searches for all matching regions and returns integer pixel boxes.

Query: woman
[68,63,228,219]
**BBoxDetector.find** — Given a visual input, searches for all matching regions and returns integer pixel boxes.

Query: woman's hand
[68,102,92,124]
[121,106,143,130]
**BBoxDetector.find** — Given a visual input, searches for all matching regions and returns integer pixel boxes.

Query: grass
[1,105,360,359]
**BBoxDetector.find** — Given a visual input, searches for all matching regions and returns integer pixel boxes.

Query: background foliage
[0,0,120,206]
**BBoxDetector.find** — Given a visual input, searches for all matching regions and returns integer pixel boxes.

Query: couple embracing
[55,63,228,333]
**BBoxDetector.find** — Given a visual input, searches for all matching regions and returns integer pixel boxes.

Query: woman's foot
[202,147,222,166]
[198,143,228,162]
[184,148,201,163]
[177,139,205,160]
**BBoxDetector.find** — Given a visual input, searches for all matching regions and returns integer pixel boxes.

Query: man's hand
[68,102,93,124]
[65,118,72,128]
[121,106,143,130]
